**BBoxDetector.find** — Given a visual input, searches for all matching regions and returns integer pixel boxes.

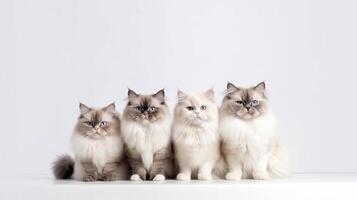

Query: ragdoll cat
[121,89,174,181]
[172,89,225,180]
[219,82,289,180]
[52,103,129,181]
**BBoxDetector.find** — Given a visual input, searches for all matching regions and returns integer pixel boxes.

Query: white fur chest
[121,119,171,170]
[220,114,277,156]
[71,133,123,173]
[172,123,219,146]
[172,122,220,168]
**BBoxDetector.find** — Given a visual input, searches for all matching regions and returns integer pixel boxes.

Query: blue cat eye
[84,121,93,126]
[99,121,108,127]
[251,100,259,106]
[236,100,243,105]
[186,106,194,111]
[148,106,156,112]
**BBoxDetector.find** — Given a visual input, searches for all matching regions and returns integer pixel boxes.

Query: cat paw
[130,174,143,181]
[100,174,114,181]
[198,173,212,181]
[176,173,191,181]
[253,172,270,180]
[83,175,96,182]
[153,174,165,181]
[225,172,242,180]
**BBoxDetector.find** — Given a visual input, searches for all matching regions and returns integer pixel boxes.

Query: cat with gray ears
[172,89,226,180]
[219,82,289,180]
[121,89,174,181]
[52,103,129,181]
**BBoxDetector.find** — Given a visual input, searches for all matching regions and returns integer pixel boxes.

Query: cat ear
[153,89,165,102]
[204,88,215,100]
[254,81,266,93]
[103,102,116,113]
[227,82,240,91]
[128,89,138,99]
[177,90,187,100]
[79,102,91,114]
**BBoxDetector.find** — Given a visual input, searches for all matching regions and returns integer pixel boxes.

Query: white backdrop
[1,0,357,175]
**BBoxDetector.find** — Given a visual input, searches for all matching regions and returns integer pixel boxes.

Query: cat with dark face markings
[219,82,289,180]
[52,103,129,181]
[121,89,174,181]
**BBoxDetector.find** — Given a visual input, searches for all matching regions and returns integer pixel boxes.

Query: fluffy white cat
[172,89,224,180]
[219,82,289,180]
[53,103,129,181]
[121,89,174,181]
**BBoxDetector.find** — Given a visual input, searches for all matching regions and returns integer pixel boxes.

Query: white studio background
[1,0,356,175]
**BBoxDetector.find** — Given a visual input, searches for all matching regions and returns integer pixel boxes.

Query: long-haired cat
[121,89,174,181]
[52,103,129,181]
[219,82,289,180]
[172,89,225,180]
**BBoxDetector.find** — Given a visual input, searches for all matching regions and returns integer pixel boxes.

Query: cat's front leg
[81,161,98,182]
[128,156,147,181]
[225,152,243,180]
[101,162,120,181]
[149,147,170,181]
[252,154,269,180]
[198,162,214,180]
[176,168,192,181]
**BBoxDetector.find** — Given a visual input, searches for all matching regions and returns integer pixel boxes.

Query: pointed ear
[153,89,165,102]
[177,89,187,99]
[227,82,239,91]
[103,102,116,113]
[254,81,266,93]
[79,102,91,114]
[128,88,138,99]
[204,88,215,100]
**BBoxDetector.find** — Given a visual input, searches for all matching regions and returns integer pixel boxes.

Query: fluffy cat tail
[52,154,74,179]
[268,141,289,178]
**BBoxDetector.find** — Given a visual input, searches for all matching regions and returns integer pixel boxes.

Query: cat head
[221,81,269,120]
[123,89,169,124]
[74,103,120,139]
[174,89,218,126]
